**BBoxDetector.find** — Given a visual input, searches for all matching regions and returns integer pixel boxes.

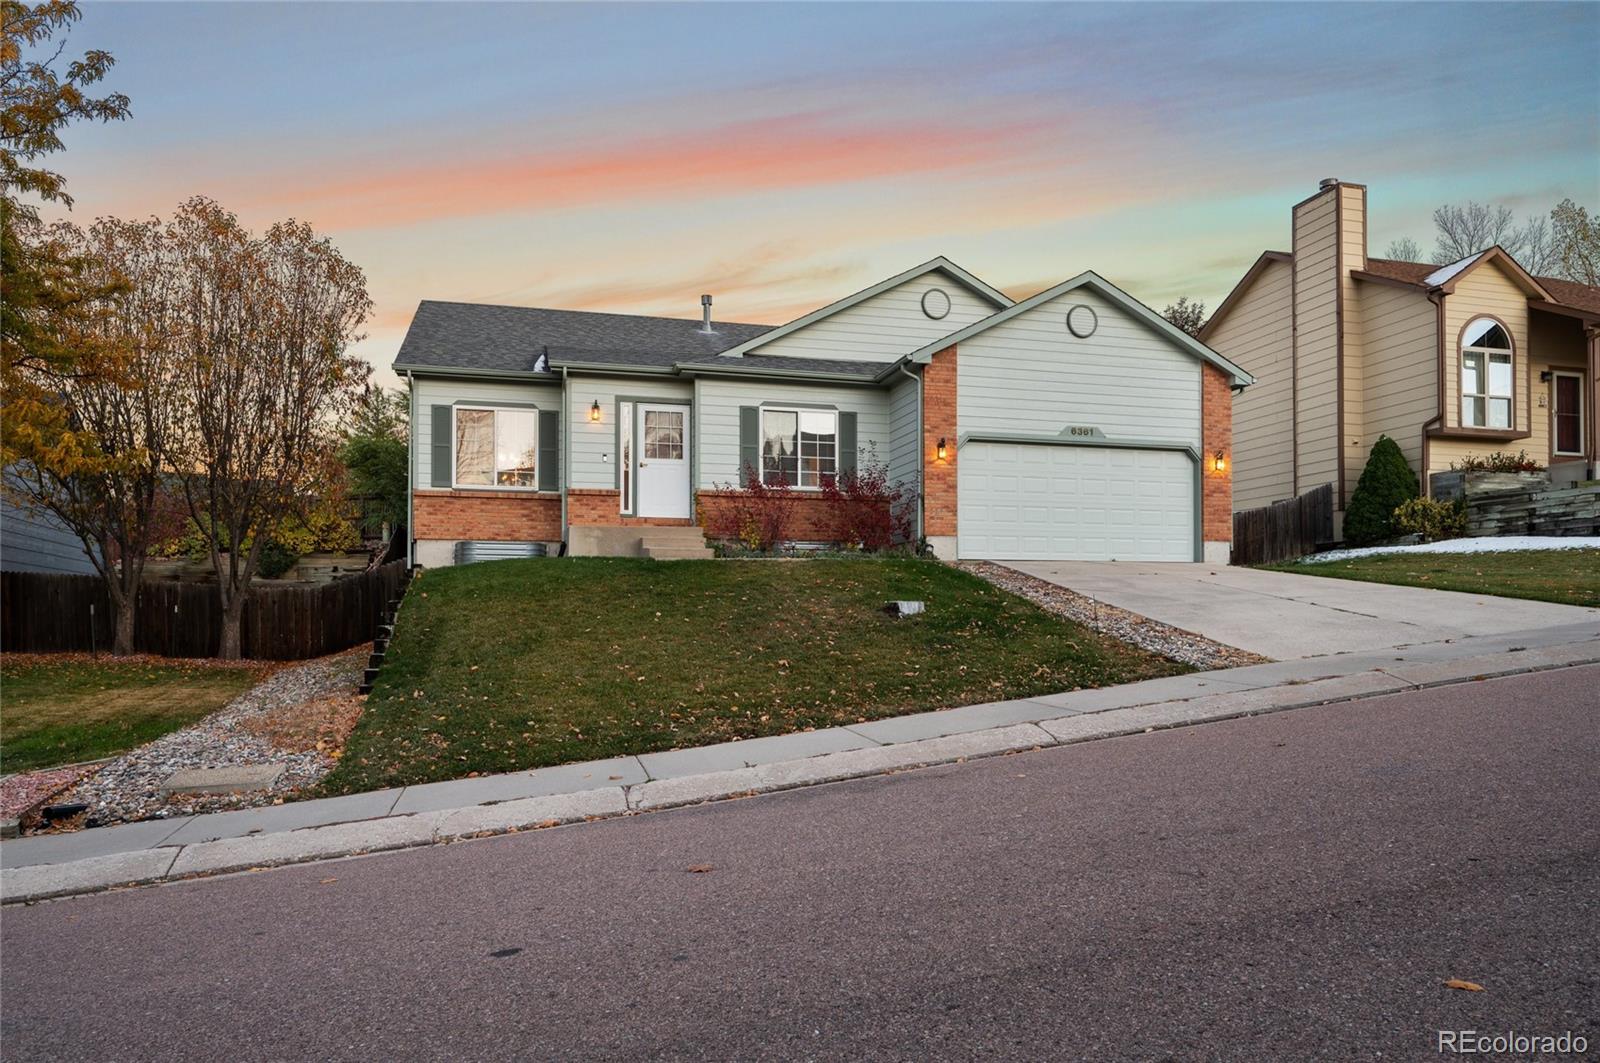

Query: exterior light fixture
[936,437,948,462]
[589,400,602,423]
[1213,451,1227,473]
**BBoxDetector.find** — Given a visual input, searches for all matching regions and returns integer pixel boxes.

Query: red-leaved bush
[700,465,796,552]
[820,459,914,552]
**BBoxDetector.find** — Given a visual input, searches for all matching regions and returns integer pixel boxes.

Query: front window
[1460,317,1513,429]
[761,407,837,488]
[455,407,537,488]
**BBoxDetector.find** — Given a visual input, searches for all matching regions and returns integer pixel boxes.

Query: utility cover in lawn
[321,558,1185,793]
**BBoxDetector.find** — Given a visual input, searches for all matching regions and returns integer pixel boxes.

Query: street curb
[4,647,1597,905]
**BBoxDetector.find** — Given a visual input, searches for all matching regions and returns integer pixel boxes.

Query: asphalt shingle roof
[394,301,775,374]
[687,354,895,378]
[1362,257,1600,315]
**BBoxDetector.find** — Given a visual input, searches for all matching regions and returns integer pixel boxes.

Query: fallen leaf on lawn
[1444,979,1484,992]
[686,864,715,873]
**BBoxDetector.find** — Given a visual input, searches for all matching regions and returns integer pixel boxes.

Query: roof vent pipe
[1319,177,1339,191]
[700,294,714,333]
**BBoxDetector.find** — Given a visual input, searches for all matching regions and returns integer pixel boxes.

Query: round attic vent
[921,287,951,320]
[1066,304,1098,338]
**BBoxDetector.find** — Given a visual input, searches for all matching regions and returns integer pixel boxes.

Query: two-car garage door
[957,442,1195,561]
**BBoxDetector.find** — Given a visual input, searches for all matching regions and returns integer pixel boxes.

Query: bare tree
[1384,236,1422,262]
[1551,199,1599,285]
[1161,296,1206,338]
[6,216,185,654]
[169,198,372,659]
[1431,201,1556,274]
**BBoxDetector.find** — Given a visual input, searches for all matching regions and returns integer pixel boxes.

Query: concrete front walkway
[1002,561,1600,659]
[3,618,1596,903]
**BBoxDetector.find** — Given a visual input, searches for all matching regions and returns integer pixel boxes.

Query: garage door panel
[958,442,1194,562]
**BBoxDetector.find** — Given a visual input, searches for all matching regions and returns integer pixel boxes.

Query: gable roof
[904,270,1255,388]
[1197,250,1291,342]
[393,300,773,376]
[1365,255,1600,319]
[715,256,1013,359]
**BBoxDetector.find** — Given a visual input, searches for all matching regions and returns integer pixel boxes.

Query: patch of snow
[1423,251,1484,288]
[1300,535,1600,564]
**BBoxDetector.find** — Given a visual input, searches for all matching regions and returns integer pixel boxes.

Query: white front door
[636,403,691,518]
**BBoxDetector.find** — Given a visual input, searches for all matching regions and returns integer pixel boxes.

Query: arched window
[1460,317,1513,429]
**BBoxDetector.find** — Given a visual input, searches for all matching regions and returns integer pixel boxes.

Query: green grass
[1,658,264,774]
[320,557,1186,794]
[1269,548,1600,608]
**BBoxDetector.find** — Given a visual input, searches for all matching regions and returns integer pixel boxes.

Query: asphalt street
[3,665,1597,1061]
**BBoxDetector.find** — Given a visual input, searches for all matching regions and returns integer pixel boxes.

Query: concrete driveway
[1003,561,1600,659]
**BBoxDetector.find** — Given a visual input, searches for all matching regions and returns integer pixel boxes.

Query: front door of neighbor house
[1552,372,1584,459]
[636,403,691,518]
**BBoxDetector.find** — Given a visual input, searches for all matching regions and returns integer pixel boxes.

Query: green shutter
[538,409,560,492]
[838,411,858,476]
[739,406,759,486]
[430,406,452,488]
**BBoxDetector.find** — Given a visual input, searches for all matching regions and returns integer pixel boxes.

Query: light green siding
[695,379,892,489]
[749,273,995,363]
[888,371,921,494]
[566,376,693,490]
[956,286,1201,448]
[411,376,562,488]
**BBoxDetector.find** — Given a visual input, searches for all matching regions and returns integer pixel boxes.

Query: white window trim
[1460,348,1513,429]
[1552,371,1585,456]
[759,406,838,491]
[451,404,541,492]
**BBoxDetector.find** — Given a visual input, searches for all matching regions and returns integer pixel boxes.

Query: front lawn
[1269,549,1600,608]
[0,657,266,774]
[321,558,1185,793]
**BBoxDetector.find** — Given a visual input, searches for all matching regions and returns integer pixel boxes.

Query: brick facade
[1201,362,1234,544]
[695,491,838,541]
[922,344,958,537]
[566,488,694,528]
[413,490,562,541]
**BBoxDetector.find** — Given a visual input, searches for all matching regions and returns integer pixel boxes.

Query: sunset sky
[44,2,1600,384]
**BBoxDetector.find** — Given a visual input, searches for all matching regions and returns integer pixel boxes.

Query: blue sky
[46,2,1600,381]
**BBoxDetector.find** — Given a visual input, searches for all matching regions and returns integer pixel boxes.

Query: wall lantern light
[1213,451,1227,473]
[589,400,602,423]
[936,438,948,462]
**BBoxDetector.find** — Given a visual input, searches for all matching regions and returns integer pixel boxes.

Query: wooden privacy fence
[1231,484,1335,566]
[1,560,409,660]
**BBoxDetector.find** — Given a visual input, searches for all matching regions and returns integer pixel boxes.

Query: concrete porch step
[643,544,715,560]
[639,525,713,560]
[638,525,709,544]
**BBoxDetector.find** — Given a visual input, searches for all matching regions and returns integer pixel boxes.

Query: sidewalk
[4,619,1597,904]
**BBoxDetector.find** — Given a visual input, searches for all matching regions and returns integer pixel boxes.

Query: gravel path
[957,561,1268,670]
[52,650,367,829]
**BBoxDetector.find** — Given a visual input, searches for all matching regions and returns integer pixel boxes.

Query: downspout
[560,366,570,551]
[405,369,416,569]
[899,362,924,543]
[1420,291,1446,497]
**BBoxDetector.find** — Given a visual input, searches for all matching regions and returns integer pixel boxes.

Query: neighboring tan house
[1202,179,1600,530]
[394,257,1251,565]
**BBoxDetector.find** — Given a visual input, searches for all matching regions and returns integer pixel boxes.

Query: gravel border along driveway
[957,561,1268,670]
